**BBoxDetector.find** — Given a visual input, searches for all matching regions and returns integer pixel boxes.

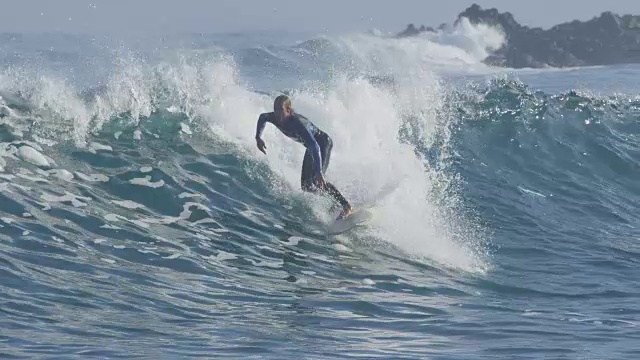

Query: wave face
[0,27,639,359]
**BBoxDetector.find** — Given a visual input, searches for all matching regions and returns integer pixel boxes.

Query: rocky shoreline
[397,4,640,68]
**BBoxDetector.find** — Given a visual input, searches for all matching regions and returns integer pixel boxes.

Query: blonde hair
[273,95,292,112]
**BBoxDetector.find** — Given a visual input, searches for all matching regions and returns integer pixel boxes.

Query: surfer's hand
[256,138,267,154]
[315,174,326,189]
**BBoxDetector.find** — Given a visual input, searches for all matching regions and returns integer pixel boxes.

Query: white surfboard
[327,208,374,235]
[326,180,400,235]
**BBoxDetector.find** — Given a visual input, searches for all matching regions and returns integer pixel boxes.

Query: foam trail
[291,76,486,273]
[289,31,489,272]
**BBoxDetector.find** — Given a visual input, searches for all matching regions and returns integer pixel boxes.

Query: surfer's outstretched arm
[255,113,269,154]
[255,113,269,139]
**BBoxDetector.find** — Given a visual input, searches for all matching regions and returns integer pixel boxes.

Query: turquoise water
[0,29,639,359]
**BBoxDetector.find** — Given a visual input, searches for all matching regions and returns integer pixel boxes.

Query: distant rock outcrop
[396,3,640,68]
[396,24,436,38]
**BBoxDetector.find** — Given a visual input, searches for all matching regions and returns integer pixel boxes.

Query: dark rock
[396,23,436,37]
[396,3,640,68]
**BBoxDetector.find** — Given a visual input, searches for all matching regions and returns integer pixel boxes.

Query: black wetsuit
[255,112,350,209]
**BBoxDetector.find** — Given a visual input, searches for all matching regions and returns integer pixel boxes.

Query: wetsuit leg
[323,182,350,208]
[315,133,350,208]
[301,132,330,191]
[319,133,333,173]
[300,132,351,208]
[301,149,314,192]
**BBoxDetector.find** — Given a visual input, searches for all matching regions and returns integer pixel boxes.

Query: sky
[0,0,639,35]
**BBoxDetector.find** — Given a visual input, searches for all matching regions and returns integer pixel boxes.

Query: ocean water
[0,23,639,359]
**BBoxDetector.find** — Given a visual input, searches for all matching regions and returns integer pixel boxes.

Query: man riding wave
[255,95,353,219]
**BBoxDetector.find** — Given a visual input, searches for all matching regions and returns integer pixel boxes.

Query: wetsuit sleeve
[255,113,269,139]
[293,117,322,177]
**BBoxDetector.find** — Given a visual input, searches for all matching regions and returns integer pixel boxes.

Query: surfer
[255,95,353,219]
